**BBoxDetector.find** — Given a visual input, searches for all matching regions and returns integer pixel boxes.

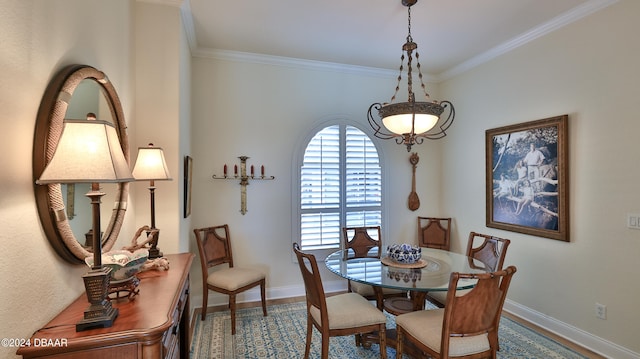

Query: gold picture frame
[485,115,569,241]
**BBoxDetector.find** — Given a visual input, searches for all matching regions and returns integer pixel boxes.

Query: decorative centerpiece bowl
[85,249,149,281]
[386,243,422,264]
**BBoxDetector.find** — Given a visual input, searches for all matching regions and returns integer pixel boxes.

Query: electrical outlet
[595,303,607,320]
[627,214,640,229]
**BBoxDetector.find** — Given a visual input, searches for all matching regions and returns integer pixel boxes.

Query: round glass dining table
[325,247,489,352]
[325,247,487,293]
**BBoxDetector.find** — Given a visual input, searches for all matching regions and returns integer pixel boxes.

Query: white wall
[177,5,193,255]
[189,56,446,304]
[0,0,135,358]
[133,2,185,255]
[440,0,640,356]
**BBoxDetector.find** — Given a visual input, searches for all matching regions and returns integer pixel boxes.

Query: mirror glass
[33,65,130,264]
[63,79,118,247]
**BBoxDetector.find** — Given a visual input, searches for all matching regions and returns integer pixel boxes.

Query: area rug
[190,301,589,359]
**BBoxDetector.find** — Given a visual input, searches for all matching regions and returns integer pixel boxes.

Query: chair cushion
[350,281,405,297]
[396,309,489,357]
[207,267,265,291]
[310,292,387,330]
[428,280,475,304]
[429,288,472,305]
[428,291,447,305]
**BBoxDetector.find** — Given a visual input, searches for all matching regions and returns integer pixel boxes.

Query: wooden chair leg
[396,326,404,359]
[355,333,362,347]
[201,289,208,321]
[379,323,387,359]
[373,286,384,311]
[229,294,237,335]
[489,330,500,352]
[321,333,329,359]
[260,279,267,317]
[304,316,313,359]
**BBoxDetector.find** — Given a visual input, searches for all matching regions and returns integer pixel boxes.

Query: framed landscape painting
[485,115,569,241]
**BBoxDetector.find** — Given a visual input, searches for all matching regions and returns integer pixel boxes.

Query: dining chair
[427,231,511,307]
[417,217,452,251]
[395,266,517,359]
[193,224,267,335]
[343,226,406,311]
[293,243,388,359]
[466,231,512,272]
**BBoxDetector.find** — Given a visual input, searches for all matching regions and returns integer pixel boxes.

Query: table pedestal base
[360,329,424,358]
[384,291,427,316]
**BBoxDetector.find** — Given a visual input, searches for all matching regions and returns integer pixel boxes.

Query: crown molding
[436,0,619,82]
[193,47,401,79]
[178,0,197,51]
[136,0,183,7]
[176,0,617,81]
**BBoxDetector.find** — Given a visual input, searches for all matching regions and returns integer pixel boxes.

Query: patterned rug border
[191,301,589,359]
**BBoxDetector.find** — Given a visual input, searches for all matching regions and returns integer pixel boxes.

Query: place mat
[381,256,428,268]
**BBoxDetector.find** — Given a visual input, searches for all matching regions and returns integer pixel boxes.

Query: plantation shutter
[300,125,381,250]
[344,126,382,229]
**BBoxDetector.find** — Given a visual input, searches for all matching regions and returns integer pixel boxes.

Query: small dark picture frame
[184,156,193,218]
[485,115,569,241]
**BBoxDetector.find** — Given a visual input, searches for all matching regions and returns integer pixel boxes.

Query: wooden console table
[17,253,194,359]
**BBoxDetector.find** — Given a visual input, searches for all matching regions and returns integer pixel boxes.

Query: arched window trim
[291,116,388,261]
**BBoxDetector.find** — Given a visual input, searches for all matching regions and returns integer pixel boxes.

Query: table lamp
[36,114,134,331]
[131,143,172,259]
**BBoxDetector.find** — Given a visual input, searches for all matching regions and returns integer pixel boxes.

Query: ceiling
[182,0,615,80]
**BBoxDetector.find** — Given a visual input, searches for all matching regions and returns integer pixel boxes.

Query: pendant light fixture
[368,0,455,151]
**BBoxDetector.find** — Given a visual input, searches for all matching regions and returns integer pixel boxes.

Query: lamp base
[76,267,119,332]
[76,306,119,332]
[148,247,163,259]
[147,229,162,259]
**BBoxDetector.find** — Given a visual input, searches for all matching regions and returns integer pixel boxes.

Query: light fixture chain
[415,52,430,100]
[406,48,414,101]
[406,5,414,102]
[407,5,412,42]
[390,55,404,103]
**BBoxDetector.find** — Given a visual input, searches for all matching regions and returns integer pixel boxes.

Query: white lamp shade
[382,113,438,135]
[36,119,133,184]
[132,145,172,181]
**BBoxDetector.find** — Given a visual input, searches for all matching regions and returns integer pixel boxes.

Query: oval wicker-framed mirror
[33,64,130,264]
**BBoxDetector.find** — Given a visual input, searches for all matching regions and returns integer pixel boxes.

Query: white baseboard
[503,299,639,359]
[192,281,639,359]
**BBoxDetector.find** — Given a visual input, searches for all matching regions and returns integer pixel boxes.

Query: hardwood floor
[193,295,606,359]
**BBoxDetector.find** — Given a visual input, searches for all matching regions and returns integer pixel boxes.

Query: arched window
[297,123,382,255]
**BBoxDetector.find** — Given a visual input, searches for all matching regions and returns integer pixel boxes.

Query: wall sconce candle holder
[212,156,275,215]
